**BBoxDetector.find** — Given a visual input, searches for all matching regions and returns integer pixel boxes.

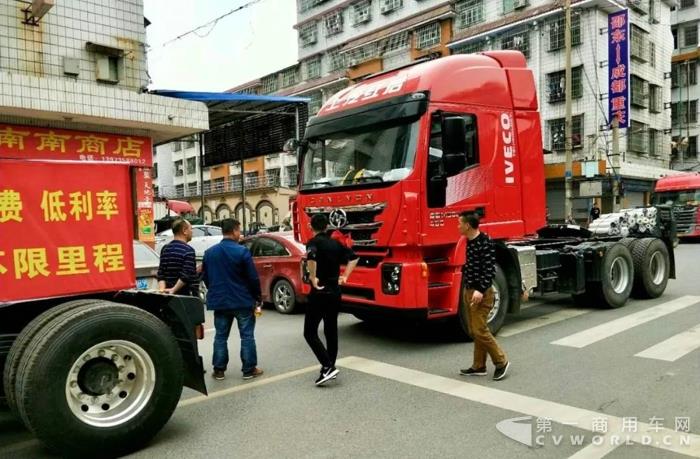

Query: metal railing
[158,174,293,199]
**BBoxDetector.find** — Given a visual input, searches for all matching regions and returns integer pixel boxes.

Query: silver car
[155,224,223,259]
[133,240,160,290]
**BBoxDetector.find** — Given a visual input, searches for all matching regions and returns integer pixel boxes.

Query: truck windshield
[653,190,700,206]
[301,120,418,190]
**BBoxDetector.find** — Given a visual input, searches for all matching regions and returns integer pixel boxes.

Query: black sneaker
[493,362,510,381]
[459,367,488,376]
[315,367,339,386]
[212,369,225,381]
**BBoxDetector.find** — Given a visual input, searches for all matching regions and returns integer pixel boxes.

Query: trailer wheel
[3,299,103,417]
[631,238,670,299]
[13,301,183,457]
[455,265,509,340]
[594,243,634,308]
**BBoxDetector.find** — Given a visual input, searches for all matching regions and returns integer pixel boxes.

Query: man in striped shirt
[457,212,510,381]
[157,218,199,297]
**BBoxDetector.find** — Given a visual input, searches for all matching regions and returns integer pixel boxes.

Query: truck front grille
[672,207,696,234]
[304,203,386,246]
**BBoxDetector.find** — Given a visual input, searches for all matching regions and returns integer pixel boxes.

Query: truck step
[428,282,451,289]
[428,308,451,316]
[424,257,449,265]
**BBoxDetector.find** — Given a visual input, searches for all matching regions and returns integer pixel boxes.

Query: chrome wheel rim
[487,284,501,323]
[274,283,293,312]
[649,251,666,285]
[610,257,630,294]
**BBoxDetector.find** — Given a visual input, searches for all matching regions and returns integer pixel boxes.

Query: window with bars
[649,42,656,68]
[261,75,278,94]
[631,26,648,62]
[452,40,486,55]
[383,31,410,54]
[627,0,649,14]
[629,120,648,154]
[546,67,583,103]
[684,24,698,48]
[380,0,403,14]
[503,0,529,14]
[346,42,380,64]
[324,11,344,36]
[352,0,371,25]
[648,84,662,113]
[548,15,581,51]
[174,160,183,177]
[648,128,663,157]
[549,115,583,150]
[281,67,299,88]
[649,0,657,22]
[672,61,698,87]
[308,91,323,114]
[300,22,318,47]
[305,57,322,80]
[631,75,649,108]
[327,48,346,71]
[455,0,484,30]
[681,0,696,7]
[415,22,441,50]
[672,101,699,124]
[186,157,196,175]
[500,30,530,58]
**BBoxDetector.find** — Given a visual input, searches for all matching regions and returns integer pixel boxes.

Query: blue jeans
[212,309,257,374]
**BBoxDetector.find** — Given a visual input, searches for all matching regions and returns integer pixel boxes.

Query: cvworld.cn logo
[496,416,537,447]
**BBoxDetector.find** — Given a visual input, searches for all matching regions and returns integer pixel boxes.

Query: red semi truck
[0,126,207,456]
[291,52,676,336]
[653,172,700,240]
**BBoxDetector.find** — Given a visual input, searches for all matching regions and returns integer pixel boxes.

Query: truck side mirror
[442,117,467,176]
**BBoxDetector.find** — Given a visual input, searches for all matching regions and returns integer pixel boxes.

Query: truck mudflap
[115,291,208,396]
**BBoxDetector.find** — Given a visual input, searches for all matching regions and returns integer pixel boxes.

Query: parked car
[133,240,160,290]
[155,224,223,258]
[243,232,309,314]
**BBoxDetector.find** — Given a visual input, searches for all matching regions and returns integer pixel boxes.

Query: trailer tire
[594,243,634,308]
[3,299,103,418]
[455,265,509,341]
[13,301,183,457]
[631,238,670,299]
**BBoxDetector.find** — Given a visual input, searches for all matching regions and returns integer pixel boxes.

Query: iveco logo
[328,209,348,228]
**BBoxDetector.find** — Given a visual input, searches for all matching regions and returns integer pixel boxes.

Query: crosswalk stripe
[551,296,700,349]
[499,308,592,338]
[635,324,700,362]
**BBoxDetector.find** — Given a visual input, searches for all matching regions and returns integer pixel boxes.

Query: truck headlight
[382,264,402,295]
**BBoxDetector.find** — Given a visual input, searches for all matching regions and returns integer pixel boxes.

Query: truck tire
[455,265,509,341]
[631,238,670,299]
[3,299,103,417]
[13,301,183,457]
[272,279,297,314]
[591,243,635,308]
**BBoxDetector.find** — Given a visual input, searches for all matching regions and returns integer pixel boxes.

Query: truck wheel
[272,279,296,314]
[631,238,670,299]
[13,301,183,457]
[455,265,509,340]
[594,243,635,308]
[3,299,103,418]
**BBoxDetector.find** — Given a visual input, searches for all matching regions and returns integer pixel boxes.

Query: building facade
[671,0,700,170]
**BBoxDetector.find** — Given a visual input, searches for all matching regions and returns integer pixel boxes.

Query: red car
[243,232,310,314]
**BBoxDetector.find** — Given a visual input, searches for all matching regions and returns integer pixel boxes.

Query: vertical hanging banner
[135,167,155,244]
[608,9,630,129]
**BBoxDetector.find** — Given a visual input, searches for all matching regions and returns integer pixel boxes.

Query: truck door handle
[263,264,273,269]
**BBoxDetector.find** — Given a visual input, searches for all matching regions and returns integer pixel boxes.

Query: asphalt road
[2,243,700,458]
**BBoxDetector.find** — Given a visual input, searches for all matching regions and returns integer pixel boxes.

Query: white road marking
[499,308,592,337]
[338,356,700,457]
[551,296,700,349]
[635,324,700,362]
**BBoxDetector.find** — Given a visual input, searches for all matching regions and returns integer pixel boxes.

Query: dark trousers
[303,290,340,368]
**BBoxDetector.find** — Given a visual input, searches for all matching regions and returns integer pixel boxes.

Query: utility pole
[611,116,620,212]
[564,0,574,221]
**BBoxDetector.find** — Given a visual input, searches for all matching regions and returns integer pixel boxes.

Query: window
[500,30,530,58]
[681,0,696,8]
[649,42,655,68]
[649,84,662,113]
[627,0,649,14]
[503,0,528,14]
[305,57,322,80]
[300,22,318,47]
[549,115,583,150]
[153,163,158,179]
[684,24,698,48]
[648,129,663,157]
[173,141,182,152]
[453,40,486,55]
[415,23,441,50]
[548,15,581,51]
[429,113,480,176]
[324,10,343,36]
[346,42,380,64]
[380,0,403,14]
[186,157,196,175]
[631,75,649,108]
[213,177,225,193]
[191,227,206,238]
[327,47,346,71]
[95,54,121,83]
[455,0,484,30]
[133,242,160,266]
[649,0,657,22]
[245,171,259,188]
[383,31,410,53]
[184,138,195,149]
[672,101,698,124]
[174,160,183,177]
[673,28,678,50]
[546,67,583,103]
[631,25,648,62]
[230,175,242,191]
[187,182,198,195]
[253,238,288,257]
[261,75,278,94]
[629,120,648,154]
[281,67,300,87]
[175,184,184,197]
[352,0,371,25]
[672,61,698,87]
[308,91,323,114]
[286,165,299,187]
[690,136,699,159]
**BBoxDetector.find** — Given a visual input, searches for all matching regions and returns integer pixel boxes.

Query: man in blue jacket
[202,218,263,381]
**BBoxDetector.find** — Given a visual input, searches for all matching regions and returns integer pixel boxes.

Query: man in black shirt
[457,212,510,381]
[157,218,199,296]
[590,203,601,223]
[304,214,359,386]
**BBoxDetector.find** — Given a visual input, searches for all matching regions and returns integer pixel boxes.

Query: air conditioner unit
[22,0,54,25]
[513,0,529,9]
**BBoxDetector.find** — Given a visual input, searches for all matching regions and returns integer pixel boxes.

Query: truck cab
[653,172,700,239]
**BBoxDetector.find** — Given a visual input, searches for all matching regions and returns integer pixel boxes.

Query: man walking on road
[457,212,511,381]
[157,218,199,296]
[305,214,359,386]
[202,218,263,381]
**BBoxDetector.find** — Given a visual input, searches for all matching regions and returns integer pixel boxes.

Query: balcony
[164,174,288,199]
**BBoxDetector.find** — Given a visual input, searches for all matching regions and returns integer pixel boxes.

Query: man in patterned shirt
[457,212,510,381]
